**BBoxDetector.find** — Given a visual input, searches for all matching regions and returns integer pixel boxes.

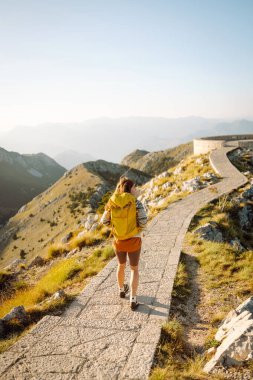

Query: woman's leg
[128,249,141,297]
[115,251,127,289]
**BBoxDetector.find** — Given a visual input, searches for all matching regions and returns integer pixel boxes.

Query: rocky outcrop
[28,256,45,268]
[84,160,151,186]
[181,177,202,192]
[82,213,99,231]
[121,149,149,168]
[194,222,223,242]
[242,186,253,200]
[238,205,253,230]
[0,306,28,337]
[204,297,253,372]
[61,232,73,244]
[120,142,193,176]
[230,238,244,252]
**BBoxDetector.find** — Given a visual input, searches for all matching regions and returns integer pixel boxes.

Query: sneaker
[119,284,129,298]
[130,296,139,310]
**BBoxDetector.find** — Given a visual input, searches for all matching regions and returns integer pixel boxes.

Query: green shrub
[20,249,27,259]
[97,191,113,214]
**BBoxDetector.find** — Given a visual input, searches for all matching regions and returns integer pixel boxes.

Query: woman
[101,177,147,310]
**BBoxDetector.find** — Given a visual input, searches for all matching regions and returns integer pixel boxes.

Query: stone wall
[194,134,253,155]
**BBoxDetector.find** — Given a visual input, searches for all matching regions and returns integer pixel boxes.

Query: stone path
[0,146,248,380]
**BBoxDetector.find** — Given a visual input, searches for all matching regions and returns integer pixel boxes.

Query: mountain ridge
[0,147,66,224]
[121,142,193,176]
[0,158,151,268]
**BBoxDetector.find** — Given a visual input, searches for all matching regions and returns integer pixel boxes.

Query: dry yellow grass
[0,257,82,318]
[0,165,101,269]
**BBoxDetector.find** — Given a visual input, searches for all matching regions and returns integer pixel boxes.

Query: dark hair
[116,177,134,194]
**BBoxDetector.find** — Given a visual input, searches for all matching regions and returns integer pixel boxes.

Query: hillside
[0,160,151,269]
[0,147,66,225]
[121,142,193,176]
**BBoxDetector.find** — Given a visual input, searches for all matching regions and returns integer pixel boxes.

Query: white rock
[204,320,253,372]
[204,296,253,373]
[203,172,216,180]
[182,177,202,193]
[156,198,166,207]
[157,171,169,178]
[18,205,27,213]
[90,222,99,231]
[173,167,183,175]
[85,220,93,230]
[162,182,172,190]
[216,297,253,342]
[52,290,66,300]
[77,230,86,238]
[169,187,180,197]
[67,248,79,257]
[87,213,98,223]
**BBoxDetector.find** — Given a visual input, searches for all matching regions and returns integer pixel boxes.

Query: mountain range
[1,117,252,167]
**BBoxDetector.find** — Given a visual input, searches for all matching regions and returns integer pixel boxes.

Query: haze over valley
[1,117,253,168]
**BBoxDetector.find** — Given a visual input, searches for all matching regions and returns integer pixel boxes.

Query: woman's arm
[100,209,111,226]
[136,199,148,228]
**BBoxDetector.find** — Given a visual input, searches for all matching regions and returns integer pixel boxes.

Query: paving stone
[62,297,90,318]
[59,317,141,331]
[136,321,162,344]
[0,351,22,376]
[31,326,81,356]
[139,268,165,283]
[25,355,84,375]
[79,304,122,320]
[121,343,158,379]
[9,316,61,354]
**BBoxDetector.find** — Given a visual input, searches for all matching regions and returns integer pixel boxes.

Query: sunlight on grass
[0,245,115,319]
[0,257,82,317]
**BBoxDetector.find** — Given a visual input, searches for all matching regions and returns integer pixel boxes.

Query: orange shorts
[113,237,142,253]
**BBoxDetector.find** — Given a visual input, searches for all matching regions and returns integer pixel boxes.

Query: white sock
[119,286,124,292]
[131,296,137,302]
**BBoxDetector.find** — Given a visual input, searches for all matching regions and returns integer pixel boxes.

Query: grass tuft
[47,243,68,260]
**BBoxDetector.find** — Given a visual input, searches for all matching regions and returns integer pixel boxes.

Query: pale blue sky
[0,0,253,129]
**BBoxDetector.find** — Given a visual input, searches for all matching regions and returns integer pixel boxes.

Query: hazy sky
[0,0,253,130]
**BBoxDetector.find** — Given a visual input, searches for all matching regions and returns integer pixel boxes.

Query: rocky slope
[0,160,150,269]
[121,142,193,176]
[0,147,66,225]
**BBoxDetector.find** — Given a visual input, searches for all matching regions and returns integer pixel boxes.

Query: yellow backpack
[108,193,140,240]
